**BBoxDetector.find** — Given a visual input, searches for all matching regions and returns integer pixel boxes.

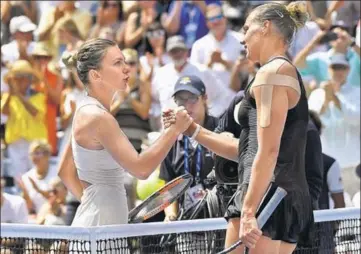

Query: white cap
[329,53,349,67]
[9,16,37,34]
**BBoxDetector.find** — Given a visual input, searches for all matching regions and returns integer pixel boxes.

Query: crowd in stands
[1,0,360,227]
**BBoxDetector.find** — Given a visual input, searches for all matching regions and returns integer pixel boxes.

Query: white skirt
[70,184,129,254]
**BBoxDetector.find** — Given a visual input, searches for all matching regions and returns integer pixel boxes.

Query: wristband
[190,124,201,140]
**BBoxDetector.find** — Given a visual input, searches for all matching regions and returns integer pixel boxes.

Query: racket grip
[244,247,250,254]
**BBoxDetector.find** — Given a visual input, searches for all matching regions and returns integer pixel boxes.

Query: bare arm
[0,93,11,116]
[124,13,148,48]
[57,140,83,201]
[17,94,39,117]
[242,85,291,217]
[331,193,346,208]
[181,122,239,162]
[293,31,326,69]
[161,1,182,35]
[97,109,191,180]
[0,1,11,23]
[44,75,63,106]
[129,82,151,120]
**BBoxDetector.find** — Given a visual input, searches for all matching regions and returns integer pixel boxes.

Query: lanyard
[184,136,202,184]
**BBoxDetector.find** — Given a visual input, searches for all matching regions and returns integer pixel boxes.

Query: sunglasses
[207,14,223,22]
[174,95,199,106]
[330,64,349,70]
[146,30,165,39]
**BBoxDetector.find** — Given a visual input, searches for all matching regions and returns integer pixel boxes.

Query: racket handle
[244,248,250,254]
[216,187,287,254]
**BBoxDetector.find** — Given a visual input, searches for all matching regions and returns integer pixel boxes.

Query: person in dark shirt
[159,75,219,253]
[160,75,218,222]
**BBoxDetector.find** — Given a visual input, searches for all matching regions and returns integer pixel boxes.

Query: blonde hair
[251,1,309,44]
[29,139,51,155]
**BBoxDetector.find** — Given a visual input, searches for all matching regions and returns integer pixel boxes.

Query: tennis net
[1,208,360,254]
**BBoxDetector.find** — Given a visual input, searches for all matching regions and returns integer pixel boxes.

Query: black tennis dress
[225,56,314,244]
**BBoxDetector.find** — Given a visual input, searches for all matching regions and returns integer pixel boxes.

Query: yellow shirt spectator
[1,92,47,145]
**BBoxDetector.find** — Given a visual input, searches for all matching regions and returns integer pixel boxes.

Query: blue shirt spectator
[166,0,220,49]
[299,48,360,87]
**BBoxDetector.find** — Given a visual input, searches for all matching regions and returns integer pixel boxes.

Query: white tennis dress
[71,96,129,227]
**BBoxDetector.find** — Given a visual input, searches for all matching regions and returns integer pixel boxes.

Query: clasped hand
[239,215,262,249]
[162,107,194,135]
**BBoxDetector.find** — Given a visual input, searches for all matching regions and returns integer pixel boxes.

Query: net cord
[1,208,360,240]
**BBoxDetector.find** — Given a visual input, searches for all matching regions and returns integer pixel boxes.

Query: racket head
[129,173,193,223]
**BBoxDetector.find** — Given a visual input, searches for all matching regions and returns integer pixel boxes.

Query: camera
[213,155,239,184]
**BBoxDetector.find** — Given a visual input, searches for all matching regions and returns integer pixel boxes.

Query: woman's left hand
[239,215,262,249]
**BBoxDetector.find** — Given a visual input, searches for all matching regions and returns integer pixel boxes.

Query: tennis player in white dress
[58,38,192,227]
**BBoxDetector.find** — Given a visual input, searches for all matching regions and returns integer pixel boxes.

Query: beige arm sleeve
[251,72,301,128]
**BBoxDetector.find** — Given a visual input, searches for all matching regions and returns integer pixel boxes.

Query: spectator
[36,177,67,225]
[1,1,37,45]
[160,75,218,252]
[293,26,360,88]
[1,15,37,65]
[36,1,92,61]
[139,22,171,83]
[1,60,47,179]
[59,70,84,159]
[89,0,125,48]
[31,42,63,156]
[19,140,58,215]
[55,17,84,81]
[161,0,217,49]
[308,54,360,171]
[153,35,233,121]
[1,177,28,223]
[111,48,151,153]
[229,53,260,92]
[124,1,162,55]
[331,1,360,35]
[190,4,243,90]
[308,111,346,210]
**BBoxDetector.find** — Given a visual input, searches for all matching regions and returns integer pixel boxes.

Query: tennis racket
[128,173,193,223]
[217,186,287,254]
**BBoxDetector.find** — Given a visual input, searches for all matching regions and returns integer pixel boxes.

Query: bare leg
[249,236,280,254]
[225,218,245,254]
[279,241,296,254]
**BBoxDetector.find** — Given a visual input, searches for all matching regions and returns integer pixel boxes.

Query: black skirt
[224,183,314,244]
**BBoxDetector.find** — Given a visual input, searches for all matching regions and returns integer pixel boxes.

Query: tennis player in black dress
[163,2,313,253]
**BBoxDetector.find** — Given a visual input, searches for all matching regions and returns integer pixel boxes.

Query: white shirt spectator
[289,21,328,59]
[1,193,28,223]
[21,165,57,214]
[190,30,243,89]
[327,160,344,194]
[152,61,235,118]
[308,84,360,168]
[1,40,35,65]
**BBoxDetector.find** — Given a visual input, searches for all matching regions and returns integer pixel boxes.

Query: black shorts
[224,183,314,244]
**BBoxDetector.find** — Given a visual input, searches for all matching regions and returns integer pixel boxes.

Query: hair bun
[61,51,77,69]
[286,1,309,30]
